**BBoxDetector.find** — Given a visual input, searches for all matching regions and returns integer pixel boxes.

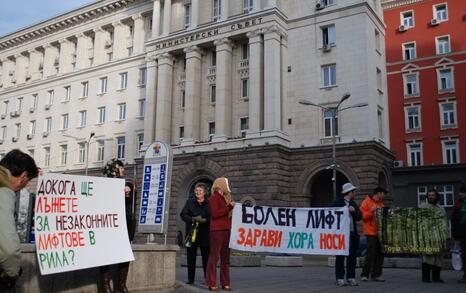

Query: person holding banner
[332,182,362,286]
[360,187,386,282]
[420,189,447,283]
[206,177,235,292]
[180,183,210,285]
[452,184,466,283]
[0,150,38,291]
[100,159,133,293]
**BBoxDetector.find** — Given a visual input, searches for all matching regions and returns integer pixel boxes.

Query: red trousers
[206,230,231,287]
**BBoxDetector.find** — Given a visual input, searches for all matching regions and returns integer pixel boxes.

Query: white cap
[341,182,357,194]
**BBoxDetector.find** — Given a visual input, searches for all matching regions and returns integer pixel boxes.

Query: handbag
[451,243,463,271]
[183,222,199,248]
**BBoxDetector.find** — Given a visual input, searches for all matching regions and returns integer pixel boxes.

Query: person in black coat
[180,183,210,284]
[331,182,362,286]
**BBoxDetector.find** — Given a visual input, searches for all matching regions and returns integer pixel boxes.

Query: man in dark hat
[452,184,466,283]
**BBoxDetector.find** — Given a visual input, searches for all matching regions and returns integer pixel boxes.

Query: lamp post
[299,93,368,199]
[63,132,95,176]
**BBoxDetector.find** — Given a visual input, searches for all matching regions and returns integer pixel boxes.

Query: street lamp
[63,132,95,176]
[299,93,368,200]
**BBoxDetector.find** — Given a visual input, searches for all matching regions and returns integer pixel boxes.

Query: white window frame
[138,99,145,117]
[78,143,86,163]
[78,110,87,127]
[243,0,253,13]
[213,0,222,22]
[47,90,54,105]
[417,186,428,207]
[137,133,144,153]
[139,68,147,86]
[402,42,416,60]
[60,144,68,165]
[208,121,215,141]
[437,68,454,92]
[439,101,456,128]
[407,142,423,166]
[433,3,448,22]
[31,94,38,110]
[117,103,126,121]
[321,64,337,87]
[82,81,89,97]
[240,116,249,138]
[98,107,106,124]
[16,97,23,112]
[119,72,128,90]
[442,139,459,164]
[241,78,249,99]
[436,184,455,207]
[400,10,415,28]
[44,147,51,167]
[64,85,71,102]
[99,77,108,94]
[116,136,125,160]
[323,108,338,138]
[61,113,69,130]
[403,72,419,97]
[185,4,191,28]
[436,35,450,55]
[29,120,36,135]
[322,25,336,47]
[404,105,421,131]
[45,117,52,133]
[97,140,105,162]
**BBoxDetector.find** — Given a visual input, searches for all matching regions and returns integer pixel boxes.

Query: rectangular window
[79,110,87,127]
[98,107,106,124]
[322,64,336,87]
[185,4,191,27]
[375,30,381,52]
[211,51,217,66]
[438,69,453,91]
[241,79,249,98]
[97,140,105,161]
[210,85,216,104]
[417,186,427,206]
[179,126,184,139]
[443,140,459,164]
[119,72,128,90]
[401,11,414,28]
[376,68,382,91]
[139,68,147,86]
[404,74,418,96]
[241,43,249,60]
[403,42,416,60]
[436,185,454,207]
[44,147,51,167]
[324,0,335,5]
[100,77,108,94]
[128,47,133,56]
[29,120,36,135]
[377,109,384,139]
[408,143,422,166]
[322,25,336,46]
[208,122,215,141]
[440,102,456,127]
[45,117,52,132]
[78,143,86,163]
[118,103,126,120]
[47,90,54,105]
[32,94,38,110]
[181,91,186,109]
[62,113,69,130]
[137,133,144,153]
[213,0,222,21]
[60,145,67,165]
[1,126,6,140]
[434,4,448,21]
[117,136,125,159]
[405,106,421,130]
[15,123,21,138]
[138,99,145,117]
[64,86,71,101]
[82,81,89,97]
[243,0,253,13]
[17,97,23,112]
[2,101,8,115]
[240,117,249,138]
[324,108,338,137]
[436,36,450,54]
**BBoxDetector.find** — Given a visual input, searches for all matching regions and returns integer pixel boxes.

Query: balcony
[237,59,249,77]
[207,66,216,84]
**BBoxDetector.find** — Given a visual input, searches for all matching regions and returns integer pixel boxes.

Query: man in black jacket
[331,182,362,286]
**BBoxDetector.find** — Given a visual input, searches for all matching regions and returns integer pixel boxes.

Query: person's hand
[230,201,235,207]
[348,206,355,213]
[192,215,206,223]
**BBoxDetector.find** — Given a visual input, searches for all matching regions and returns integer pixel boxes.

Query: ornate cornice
[0,0,139,51]
[381,0,425,10]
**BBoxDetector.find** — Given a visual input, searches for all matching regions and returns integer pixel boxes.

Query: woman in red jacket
[205,177,235,291]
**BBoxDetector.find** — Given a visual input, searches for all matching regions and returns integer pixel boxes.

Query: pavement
[138,257,466,293]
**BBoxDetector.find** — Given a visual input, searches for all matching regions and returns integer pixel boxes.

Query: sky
[0,0,94,37]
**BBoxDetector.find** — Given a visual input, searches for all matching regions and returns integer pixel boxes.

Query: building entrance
[310,169,348,207]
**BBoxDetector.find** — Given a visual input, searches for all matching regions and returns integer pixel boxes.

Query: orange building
[383,0,466,208]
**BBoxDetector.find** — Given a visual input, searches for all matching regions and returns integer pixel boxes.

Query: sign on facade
[230,205,350,255]
[34,173,134,275]
[138,141,173,234]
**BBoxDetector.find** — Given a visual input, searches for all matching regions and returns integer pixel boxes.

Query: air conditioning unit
[11,78,16,84]
[44,104,52,110]
[393,160,404,168]
[430,18,439,26]
[27,134,34,140]
[323,44,332,52]
[25,73,32,80]
[29,107,35,113]
[42,131,49,137]
[10,111,20,117]
[105,40,113,48]
[8,70,14,76]
[398,25,407,32]
[12,137,19,142]
[316,0,325,10]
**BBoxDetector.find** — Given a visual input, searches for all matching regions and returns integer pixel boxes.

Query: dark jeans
[335,233,359,279]
[361,235,384,278]
[187,243,209,282]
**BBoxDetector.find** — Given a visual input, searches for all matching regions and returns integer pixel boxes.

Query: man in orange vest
[360,187,387,282]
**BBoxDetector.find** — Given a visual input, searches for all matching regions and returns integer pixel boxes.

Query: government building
[0,0,393,243]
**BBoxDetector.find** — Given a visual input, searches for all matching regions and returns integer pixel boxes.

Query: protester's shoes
[347,279,358,286]
[373,276,385,282]
[208,286,220,291]
[222,285,233,291]
[336,279,347,286]
[360,276,369,282]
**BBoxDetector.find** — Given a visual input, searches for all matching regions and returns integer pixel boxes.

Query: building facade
[0,0,393,243]
[382,0,466,209]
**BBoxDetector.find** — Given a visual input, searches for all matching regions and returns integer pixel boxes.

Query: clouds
[0,0,93,37]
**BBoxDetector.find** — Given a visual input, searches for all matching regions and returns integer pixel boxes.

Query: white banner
[230,205,350,255]
[34,173,135,275]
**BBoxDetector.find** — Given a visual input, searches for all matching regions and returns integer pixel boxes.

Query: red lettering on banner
[236,227,282,248]
[319,233,345,250]
[38,232,85,250]
[36,197,78,213]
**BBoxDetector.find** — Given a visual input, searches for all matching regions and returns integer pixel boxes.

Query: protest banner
[376,207,448,254]
[34,173,135,275]
[230,205,350,255]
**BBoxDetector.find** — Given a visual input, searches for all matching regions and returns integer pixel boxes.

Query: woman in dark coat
[180,183,210,285]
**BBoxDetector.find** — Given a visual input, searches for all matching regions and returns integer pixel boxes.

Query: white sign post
[138,141,173,234]
[34,173,134,275]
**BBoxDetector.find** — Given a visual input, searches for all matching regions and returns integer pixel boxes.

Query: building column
[1,58,14,88]
[76,33,90,70]
[58,39,72,74]
[213,38,233,142]
[246,30,263,137]
[144,54,158,145]
[112,21,125,60]
[43,44,58,77]
[152,0,161,38]
[182,46,202,145]
[132,14,145,54]
[263,26,283,131]
[28,49,41,80]
[191,0,199,29]
[14,54,27,84]
[155,53,174,143]
[93,28,106,65]
[162,0,172,35]
[221,0,229,20]
[253,0,262,11]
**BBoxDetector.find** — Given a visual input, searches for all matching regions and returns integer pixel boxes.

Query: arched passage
[309,169,349,207]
